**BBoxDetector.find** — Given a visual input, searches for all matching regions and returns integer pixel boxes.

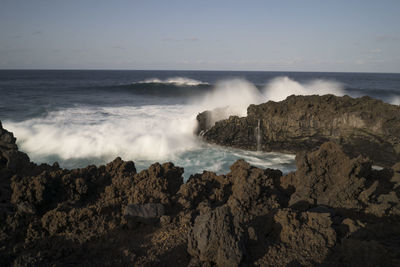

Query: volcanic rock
[187,205,244,267]
[197,94,400,166]
[124,203,165,224]
[1,120,400,266]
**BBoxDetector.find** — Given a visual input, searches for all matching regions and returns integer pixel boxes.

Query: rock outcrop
[196,95,400,167]
[1,121,400,266]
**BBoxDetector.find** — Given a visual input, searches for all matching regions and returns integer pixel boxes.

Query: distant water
[1,70,399,179]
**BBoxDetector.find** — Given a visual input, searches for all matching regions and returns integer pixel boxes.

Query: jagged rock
[281,141,400,217]
[178,171,230,211]
[124,203,165,224]
[1,120,400,266]
[226,159,283,221]
[197,95,400,166]
[281,141,372,209]
[187,205,244,267]
[103,162,184,207]
[0,121,18,152]
[255,209,337,266]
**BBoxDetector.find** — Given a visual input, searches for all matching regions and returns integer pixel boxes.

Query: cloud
[162,37,178,42]
[32,31,43,35]
[355,59,365,65]
[162,37,199,42]
[369,48,382,53]
[184,37,198,42]
[376,35,399,42]
[112,46,126,50]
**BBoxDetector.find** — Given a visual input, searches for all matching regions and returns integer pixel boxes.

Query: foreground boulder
[197,95,400,166]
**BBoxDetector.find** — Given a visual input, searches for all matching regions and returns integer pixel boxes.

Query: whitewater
[2,71,400,179]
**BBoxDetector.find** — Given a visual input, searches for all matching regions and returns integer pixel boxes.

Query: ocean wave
[4,105,199,162]
[263,76,345,102]
[135,77,209,86]
[3,103,296,179]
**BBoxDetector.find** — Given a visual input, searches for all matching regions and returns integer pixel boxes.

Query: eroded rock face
[197,95,400,166]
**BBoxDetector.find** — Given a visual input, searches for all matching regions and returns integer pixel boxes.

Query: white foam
[4,105,200,162]
[192,78,264,125]
[263,76,345,102]
[4,77,344,176]
[191,77,344,127]
[390,96,400,105]
[137,77,208,86]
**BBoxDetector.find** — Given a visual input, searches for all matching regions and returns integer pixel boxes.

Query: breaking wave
[263,76,345,102]
[135,77,209,86]
[3,76,361,178]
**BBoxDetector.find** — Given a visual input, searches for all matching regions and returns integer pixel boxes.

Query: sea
[1,70,400,179]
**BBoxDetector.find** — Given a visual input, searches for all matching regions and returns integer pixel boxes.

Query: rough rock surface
[197,94,400,166]
[1,121,400,266]
[124,203,165,224]
[187,206,244,267]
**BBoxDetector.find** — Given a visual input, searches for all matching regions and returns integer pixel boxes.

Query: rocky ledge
[1,120,400,266]
[196,94,400,167]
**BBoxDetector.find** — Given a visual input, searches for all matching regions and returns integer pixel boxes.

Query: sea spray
[192,78,265,126]
[255,119,262,151]
[4,76,354,178]
[263,76,345,102]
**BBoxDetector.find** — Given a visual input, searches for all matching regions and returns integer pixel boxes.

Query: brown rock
[197,95,400,166]
[187,206,244,267]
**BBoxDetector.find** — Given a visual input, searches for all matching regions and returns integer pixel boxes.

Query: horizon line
[0,68,399,75]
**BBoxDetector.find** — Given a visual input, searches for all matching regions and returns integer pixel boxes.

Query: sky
[0,0,400,72]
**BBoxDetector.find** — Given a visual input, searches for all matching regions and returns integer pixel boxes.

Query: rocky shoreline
[196,94,400,167]
[1,95,400,266]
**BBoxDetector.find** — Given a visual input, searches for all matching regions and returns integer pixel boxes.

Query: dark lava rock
[281,141,400,217]
[254,209,337,266]
[124,203,165,224]
[281,141,372,210]
[187,206,244,267]
[1,120,400,266]
[197,94,400,167]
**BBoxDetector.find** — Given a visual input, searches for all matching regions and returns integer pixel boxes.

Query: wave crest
[263,76,345,102]
[136,77,208,86]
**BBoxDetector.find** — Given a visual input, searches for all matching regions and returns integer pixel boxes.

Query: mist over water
[2,71,400,179]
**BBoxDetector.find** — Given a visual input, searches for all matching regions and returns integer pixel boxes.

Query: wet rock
[197,95,400,167]
[124,203,165,224]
